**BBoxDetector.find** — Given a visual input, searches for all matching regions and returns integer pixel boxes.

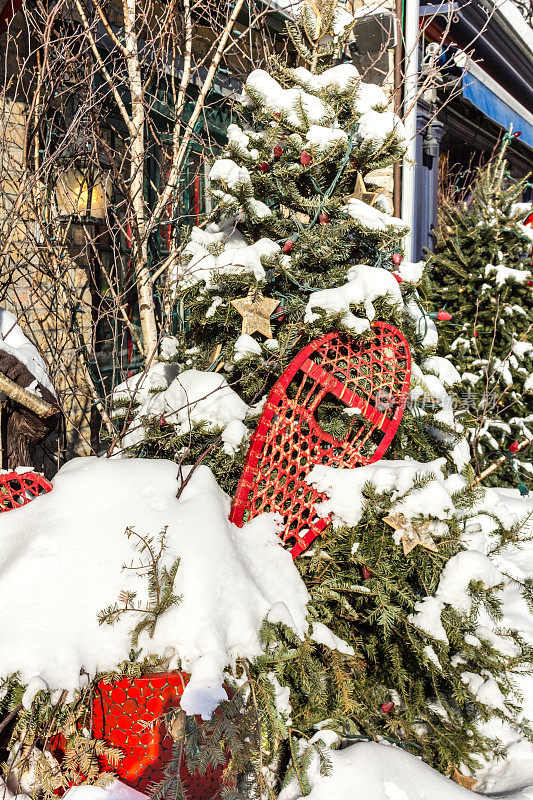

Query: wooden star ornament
[383,512,438,556]
[231,289,279,338]
[344,173,381,206]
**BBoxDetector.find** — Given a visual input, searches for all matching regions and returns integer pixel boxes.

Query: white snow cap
[178,222,282,289]
[118,369,250,454]
[0,308,55,395]
[357,110,406,145]
[208,159,251,190]
[304,264,403,331]
[405,297,438,348]
[226,123,259,160]
[343,198,406,231]
[397,260,424,283]
[292,64,359,94]
[485,263,531,288]
[244,70,335,127]
[234,334,262,362]
[422,356,461,387]
[0,457,309,719]
[353,82,388,114]
[307,458,453,530]
[305,125,348,152]
[409,550,504,644]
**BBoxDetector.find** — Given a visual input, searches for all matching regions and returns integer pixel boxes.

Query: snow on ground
[1,457,533,798]
[0,457,309,719]
[0,308,55,394]
[278,739,533,800]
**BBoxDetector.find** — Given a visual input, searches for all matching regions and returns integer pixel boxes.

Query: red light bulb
[437,310,452,321]
[300,151,311,166]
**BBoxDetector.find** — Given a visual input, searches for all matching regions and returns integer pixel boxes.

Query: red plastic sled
[230,324,411,557]
[0,471,52,512]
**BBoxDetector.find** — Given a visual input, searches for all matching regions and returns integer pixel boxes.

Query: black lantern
[54,115,111,222]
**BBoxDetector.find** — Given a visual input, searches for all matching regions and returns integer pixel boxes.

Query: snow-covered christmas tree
[426,142,533,492]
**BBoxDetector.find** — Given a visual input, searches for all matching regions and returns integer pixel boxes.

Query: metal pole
[401,0,419,260]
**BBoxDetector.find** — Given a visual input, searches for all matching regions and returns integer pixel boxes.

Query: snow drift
[0,457,309,719]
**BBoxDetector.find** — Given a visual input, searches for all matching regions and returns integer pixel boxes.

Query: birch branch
[72,0,133,132]
[0,372,57,417]
[147,0,248,233]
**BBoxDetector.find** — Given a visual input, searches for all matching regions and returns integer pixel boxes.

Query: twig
[474,437,531,483]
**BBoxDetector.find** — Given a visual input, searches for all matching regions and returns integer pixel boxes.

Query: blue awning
[462,70,533,150]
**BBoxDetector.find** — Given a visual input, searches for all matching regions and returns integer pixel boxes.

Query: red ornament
[300,151,311,166]
[230,324,411,558]
[283,238,295,253]
[319,212,330,225]
[510,441,519,453]
[258,161,270,173]
[0,472,52,512]
[90,673,226,797]
[381,701,395,714]
[392,272,403,284]
[524,212,533,227]
[362,565,372,580]
[527,280,533,286]
[392,252,402,265]
[273,145,283,158]
[274,303,286,323]
[437,310,452,321]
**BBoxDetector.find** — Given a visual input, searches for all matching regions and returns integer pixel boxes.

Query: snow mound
[0,308,55,394]
[64,783,148,800]
[0,457,309,719]
[278,740,516,800]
